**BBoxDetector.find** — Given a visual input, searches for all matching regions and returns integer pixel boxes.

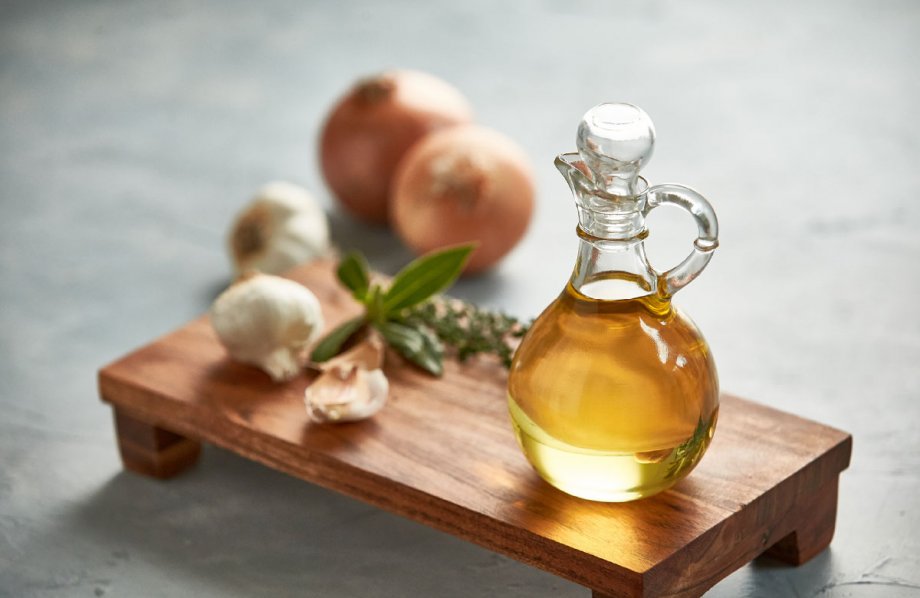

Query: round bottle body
[507,284,719,502]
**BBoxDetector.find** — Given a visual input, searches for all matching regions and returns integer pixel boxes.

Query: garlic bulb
[305,331,389,423]
[229,181,331,276]
[210,274,324,382]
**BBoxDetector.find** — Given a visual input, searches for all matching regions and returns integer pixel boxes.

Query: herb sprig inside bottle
[311,245,529,376]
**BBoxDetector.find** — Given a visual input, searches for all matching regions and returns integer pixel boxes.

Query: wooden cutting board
[98,259,852,598]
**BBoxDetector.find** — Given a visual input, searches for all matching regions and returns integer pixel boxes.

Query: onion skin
[319,70,473,224]
[390,125,535,274]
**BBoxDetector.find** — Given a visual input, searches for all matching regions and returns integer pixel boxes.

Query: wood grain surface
[98,260,852,598]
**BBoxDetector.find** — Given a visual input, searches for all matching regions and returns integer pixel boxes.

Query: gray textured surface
[1,1,919,596]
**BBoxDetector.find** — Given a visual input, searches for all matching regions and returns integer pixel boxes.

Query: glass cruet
[507,103,720,502]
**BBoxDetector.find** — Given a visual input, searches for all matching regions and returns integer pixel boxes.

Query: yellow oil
[507,282,719,502]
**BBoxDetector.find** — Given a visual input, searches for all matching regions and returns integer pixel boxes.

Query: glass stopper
[576,103,655,196]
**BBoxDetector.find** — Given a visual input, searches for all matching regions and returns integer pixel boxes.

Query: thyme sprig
[398,298,529,368]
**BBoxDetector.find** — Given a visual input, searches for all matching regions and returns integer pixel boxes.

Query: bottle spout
[557,151,648,240]
[555,152,594,198]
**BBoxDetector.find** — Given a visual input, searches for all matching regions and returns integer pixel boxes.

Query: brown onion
[319,70,473,224]
[390,125,535,274]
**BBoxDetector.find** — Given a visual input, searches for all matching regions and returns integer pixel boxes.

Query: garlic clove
[305,365,389,423]
[210,274,324,382]
[229,181,331,276]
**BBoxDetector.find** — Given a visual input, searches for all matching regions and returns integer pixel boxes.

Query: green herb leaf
[382,244,474,314]
[336,251,370,302]
[310,316,366,362]
[376,321,444,376]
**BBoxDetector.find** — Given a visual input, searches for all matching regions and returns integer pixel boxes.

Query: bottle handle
[644,184,719,296]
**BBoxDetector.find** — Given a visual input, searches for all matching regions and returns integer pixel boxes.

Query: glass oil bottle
[508,103,720,502]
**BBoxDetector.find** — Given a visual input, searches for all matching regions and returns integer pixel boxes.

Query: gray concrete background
[1,1,918,596]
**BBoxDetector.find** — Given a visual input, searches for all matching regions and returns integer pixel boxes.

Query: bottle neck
[572,179,649,242]
[576,206,647,240]
[570,226,658,301]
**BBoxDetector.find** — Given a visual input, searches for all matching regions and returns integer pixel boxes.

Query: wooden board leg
[589,480,841,597]
[113,408,200,479]
[764,478,839,565]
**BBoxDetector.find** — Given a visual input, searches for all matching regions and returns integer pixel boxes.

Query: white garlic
[305,367,389,423]
[229,181,331,276]
[210,274,324,382]
[305,331,389,423]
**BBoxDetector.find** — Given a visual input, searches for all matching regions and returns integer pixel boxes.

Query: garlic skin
[210,274,324,382]
[305,331,389,423]
[229,181,331,276]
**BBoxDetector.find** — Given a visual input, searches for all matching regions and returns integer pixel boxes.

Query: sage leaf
[310,316,366,362]
[377,321,444,376]
[383,244,474,314]
[336,251,370,302]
